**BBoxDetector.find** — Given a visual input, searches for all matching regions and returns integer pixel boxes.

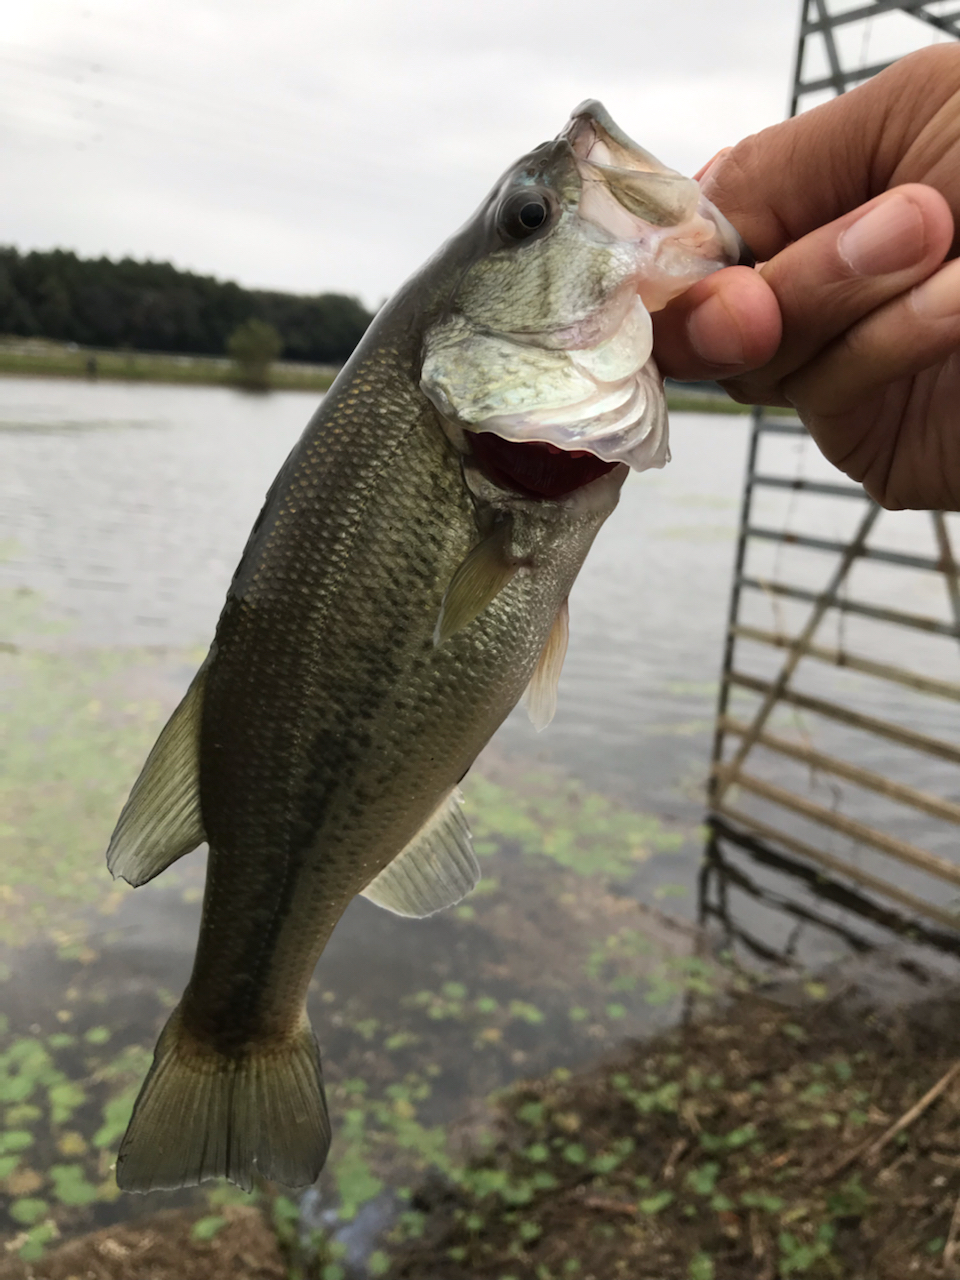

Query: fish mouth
[566,105,701,234]
[563,100,750,273]
[468,432,619,500]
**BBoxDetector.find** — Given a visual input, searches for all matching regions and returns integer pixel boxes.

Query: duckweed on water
[2,587,713,1266]
[0,905,694,1262]
[466,775,683,879]
[0,640,175,945]
[31,977,944,1280]
[0,1019,157,1259]
[2,587,692,954]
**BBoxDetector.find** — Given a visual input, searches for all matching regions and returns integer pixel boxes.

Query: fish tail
[115,1005,330,1192]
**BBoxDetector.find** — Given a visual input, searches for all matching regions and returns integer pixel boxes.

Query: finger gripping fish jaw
[421,100,742,475]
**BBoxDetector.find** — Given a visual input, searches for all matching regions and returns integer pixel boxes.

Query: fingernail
[838,195,926,276]
[686,293,745,366]
[911,258,960,318]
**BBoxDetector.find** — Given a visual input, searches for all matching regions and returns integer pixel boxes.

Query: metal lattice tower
[704,1,960,963]
[790,0,960,114]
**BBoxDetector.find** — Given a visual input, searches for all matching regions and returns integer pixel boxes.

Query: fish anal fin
[106,666,208,887]
[522,597,569,731]
[362,788,479,917]
[434,519,520,646]
[116,1004,330,1192]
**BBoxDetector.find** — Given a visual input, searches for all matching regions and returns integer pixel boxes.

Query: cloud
[2,0,798,304]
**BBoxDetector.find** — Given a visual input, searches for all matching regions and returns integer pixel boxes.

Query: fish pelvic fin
[522,597,570,732]
[434,518,520,646]
[361,787,479,917]
[106,666,208,887]
[116,1005,330,1193]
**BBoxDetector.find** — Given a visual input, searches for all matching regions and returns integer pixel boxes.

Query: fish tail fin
[116,1005,330,1193]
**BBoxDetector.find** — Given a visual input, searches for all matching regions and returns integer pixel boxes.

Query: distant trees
[228,318,282,389]
[0,247,373,365]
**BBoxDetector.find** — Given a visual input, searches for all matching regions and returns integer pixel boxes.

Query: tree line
[0,246,374,365]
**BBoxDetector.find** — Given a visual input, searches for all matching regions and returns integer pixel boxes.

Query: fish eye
[497,190,553,243]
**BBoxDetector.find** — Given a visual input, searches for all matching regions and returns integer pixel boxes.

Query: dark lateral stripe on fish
[468,432,618,500]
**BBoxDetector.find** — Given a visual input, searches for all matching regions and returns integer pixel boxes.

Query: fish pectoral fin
[522,597,570,732]
[106,665,209,887]
[361,787,479,917]
[116,1004,330,1192]
[434,518,520,646]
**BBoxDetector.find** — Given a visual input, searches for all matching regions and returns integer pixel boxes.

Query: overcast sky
[2,1,951,307]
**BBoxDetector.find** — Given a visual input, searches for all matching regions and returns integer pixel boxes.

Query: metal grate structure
[704,2,960,967]
[790,0,960,114]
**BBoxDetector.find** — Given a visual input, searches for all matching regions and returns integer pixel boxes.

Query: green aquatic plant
[191,1214,227,1241]
[48,1162,97,1207]
[325,1070,451,1221]
[9,1196,47,1225]
[585,927,652,990]
[778,1222,837,1275]
[465,774,683,879]
[0,636,186,945]
[688,1253,715,1280]
[0,1017,161,1256]
[638,1190,674,1215]
[0,590,715,1256]
[644,955,718,1007]
[0,586,70,642]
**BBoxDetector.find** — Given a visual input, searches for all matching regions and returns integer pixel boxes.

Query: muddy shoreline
[6,978,960,1279]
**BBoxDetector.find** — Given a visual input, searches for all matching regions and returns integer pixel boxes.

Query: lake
[1,376,958,1259]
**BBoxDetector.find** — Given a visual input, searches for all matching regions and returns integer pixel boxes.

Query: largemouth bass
[107,102,747,1192]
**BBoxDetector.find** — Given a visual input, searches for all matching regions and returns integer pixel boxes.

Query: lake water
[0,377,750,815]
[2,376,959,1257]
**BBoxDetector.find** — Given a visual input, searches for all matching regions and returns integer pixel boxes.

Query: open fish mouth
[421,101,749,490]
[468,433,620,500]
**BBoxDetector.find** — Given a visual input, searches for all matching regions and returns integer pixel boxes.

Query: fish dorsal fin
[361,788,479,917]
[106,667,208,887]
[434,518,519,646]
[522,597,570,731]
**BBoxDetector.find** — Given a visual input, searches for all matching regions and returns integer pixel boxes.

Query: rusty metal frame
[710,443,960,937]
[707,5,960,949]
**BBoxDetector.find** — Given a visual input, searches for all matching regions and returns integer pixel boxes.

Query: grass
[664,391,751,416]
[0,338,758,412]
[0,339,335,393]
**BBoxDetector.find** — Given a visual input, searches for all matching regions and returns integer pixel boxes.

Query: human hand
[654,43,960,510]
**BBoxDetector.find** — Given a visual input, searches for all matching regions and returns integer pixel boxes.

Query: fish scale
[189,336,592,1089]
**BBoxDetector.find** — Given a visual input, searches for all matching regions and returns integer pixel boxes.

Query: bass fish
[107,102,747,1192]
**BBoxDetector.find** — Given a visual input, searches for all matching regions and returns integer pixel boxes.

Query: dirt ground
[10,984,960,1280]
[392,987,960,1280]
[0,1206,285,1280]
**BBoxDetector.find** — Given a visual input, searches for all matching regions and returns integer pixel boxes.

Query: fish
[105,101,748,1193]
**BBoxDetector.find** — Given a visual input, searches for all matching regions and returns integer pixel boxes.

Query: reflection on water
[703,819,960,972]
[2,376,960,1261]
